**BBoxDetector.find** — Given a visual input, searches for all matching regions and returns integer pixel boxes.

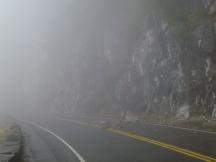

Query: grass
[0,127,6,143]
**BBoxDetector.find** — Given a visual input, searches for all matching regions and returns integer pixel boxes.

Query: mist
[0,0,215,122]
[0,1,215,162]
[0,0,146,114]
[0,0,71,113]
[0,0,38,112]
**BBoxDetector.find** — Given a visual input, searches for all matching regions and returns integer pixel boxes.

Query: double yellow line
[58,118,216,162]
[107,128,216,162]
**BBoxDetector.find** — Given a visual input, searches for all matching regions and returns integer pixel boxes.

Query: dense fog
[0,0,76,112]
[0,0,145,113]
[0,0,39,112]
[0,1,216,162]
[0,0,216,122]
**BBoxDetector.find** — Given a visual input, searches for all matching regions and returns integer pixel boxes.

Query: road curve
[19,114,216,162]
[22,120,86,162]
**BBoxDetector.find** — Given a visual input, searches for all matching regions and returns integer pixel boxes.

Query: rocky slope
[38,0,216,122]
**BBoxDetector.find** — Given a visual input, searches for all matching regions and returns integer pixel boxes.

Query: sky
[0,0,143,113]
[0,0,43,111]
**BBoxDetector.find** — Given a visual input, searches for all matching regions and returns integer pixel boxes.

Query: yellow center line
[60,119,216,162]
[106,128,216,162]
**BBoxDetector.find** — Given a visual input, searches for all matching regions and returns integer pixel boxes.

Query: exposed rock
[38,0,216,121]
[211,107,216,120]
[125,111,138,123]
[176,105,190,119]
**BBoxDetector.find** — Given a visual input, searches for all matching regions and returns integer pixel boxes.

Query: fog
[0,0,79,113]
[0,0,215,122]
[0,1,215,161]
[0,0,55,113]
[0,0,145,114]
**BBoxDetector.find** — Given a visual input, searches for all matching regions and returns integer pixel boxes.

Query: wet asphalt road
[20,115,216,162]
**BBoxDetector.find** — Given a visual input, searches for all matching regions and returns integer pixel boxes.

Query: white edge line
[21,120,86,162]
[145,122,216,134]
[53,116,216,135]
[57,117,216,135]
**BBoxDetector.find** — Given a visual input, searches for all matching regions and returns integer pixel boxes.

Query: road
[20,115,216,162]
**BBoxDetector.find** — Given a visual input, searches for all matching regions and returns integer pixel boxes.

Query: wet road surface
[19,115,216,162]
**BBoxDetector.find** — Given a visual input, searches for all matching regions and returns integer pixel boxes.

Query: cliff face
[39,0,216,120]
[112,0,216,119]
